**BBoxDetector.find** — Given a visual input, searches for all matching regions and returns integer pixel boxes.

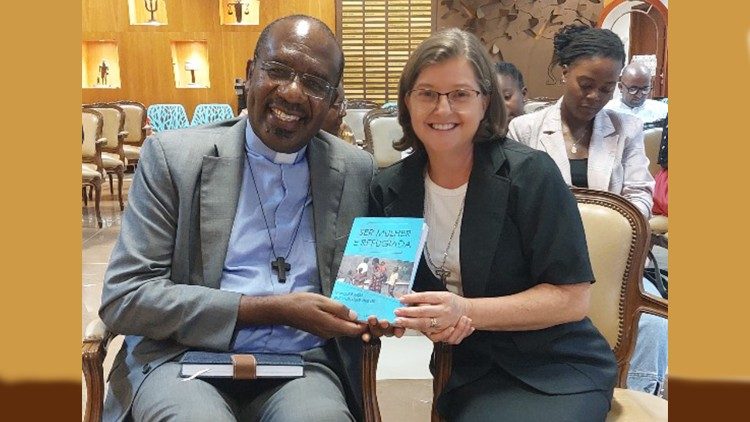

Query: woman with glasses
[509,25,666,397]
[369,28,617,421]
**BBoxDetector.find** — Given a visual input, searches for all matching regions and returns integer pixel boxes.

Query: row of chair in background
[146,103,235,133]
[81,101,150,227]
[343,97,560,170]
[342,100,403,169]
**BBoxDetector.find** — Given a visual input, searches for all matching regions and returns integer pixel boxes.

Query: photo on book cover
[337,256,413,299]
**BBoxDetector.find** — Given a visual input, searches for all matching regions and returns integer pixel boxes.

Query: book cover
[179,351,304,379]
[331,217,428,323]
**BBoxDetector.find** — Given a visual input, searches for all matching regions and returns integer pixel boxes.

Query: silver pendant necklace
[564,123,591,154]
[424,189,465,285]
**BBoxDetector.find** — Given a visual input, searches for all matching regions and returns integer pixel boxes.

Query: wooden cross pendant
[435,268,451,285]
[271,256,291,283]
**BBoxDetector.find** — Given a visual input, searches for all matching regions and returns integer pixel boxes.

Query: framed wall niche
[128,0,169,26]
[170,41,210,88]
[219,0,260,26]
[82,41,121,89]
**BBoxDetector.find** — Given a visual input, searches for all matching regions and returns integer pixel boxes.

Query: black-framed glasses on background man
[407,88,483,109]
[259,60,334,100]
[621,83,652,95]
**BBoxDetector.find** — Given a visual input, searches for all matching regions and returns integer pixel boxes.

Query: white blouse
[423,172,467,296]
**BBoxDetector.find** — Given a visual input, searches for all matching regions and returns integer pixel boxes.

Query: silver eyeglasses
[259,60,335,100]
[407,88,483,109]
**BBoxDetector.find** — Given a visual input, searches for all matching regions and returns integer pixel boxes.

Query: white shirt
[604,98,668,124]
[423,173,467,296]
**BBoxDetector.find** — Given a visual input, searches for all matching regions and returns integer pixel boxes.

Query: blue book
[331,217,428,323]
[179,351,304,379]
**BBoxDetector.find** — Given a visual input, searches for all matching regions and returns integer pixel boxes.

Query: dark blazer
[100,117,376,421]
[370,139,617,409]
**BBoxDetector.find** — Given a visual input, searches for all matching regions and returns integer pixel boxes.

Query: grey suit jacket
[99,117,376,421]
[508,99,655,218]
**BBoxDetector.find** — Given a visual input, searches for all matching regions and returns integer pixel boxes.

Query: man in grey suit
[99,15,376,421]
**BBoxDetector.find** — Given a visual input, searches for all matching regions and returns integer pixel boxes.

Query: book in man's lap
[179,351,304,379]
[331,217,428,323]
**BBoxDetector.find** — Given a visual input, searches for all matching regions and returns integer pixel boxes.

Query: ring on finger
[429,317,438,329]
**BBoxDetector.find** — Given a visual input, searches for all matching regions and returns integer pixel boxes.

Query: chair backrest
[82,108,103,160]
[343,99,380,143]
[146,104,190,133]
[523,97,556,114]
[84,103,125,150]
[642,127,664,177]
[363,108,403,168]
[572,188,650,385]
[114,101,147,145]
[191,103,235,126]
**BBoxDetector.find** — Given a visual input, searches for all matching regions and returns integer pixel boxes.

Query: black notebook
[179,351,304,379]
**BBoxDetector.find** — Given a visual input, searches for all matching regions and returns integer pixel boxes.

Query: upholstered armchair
[83,103,127,210]
[359,188,668,421]
[191,103,235,126]
[363,108,403,168]
[114,100,150,169]
[643,127,664,179]
[642,126,669,250]
[81,109,107,226]
[342,99,380,146]
[522,96,556,114]
[82,164,103,228]
[146,103,190,133]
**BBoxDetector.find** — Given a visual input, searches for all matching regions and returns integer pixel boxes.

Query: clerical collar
[245,123,307,164]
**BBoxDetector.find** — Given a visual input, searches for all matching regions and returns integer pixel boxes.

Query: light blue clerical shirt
[219,124,324,353]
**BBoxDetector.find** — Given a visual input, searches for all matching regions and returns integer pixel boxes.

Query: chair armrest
[118,130,129,140]
[362,338,382,422]
[95,137,107,145]
[142,124,152,131]
[83,318,114,422]
[639,289,668,320]
[84,318,110,342]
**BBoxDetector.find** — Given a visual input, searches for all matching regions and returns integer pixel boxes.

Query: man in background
[322,82,356,144]
[605,61,667,124]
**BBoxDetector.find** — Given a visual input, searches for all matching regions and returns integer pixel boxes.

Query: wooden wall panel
[82,0,335,120]
[435,0,604,99]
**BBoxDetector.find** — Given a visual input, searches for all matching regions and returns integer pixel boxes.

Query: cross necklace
[424,190,465,285]
[247,161,309,283]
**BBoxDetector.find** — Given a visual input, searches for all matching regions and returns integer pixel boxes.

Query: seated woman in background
[508,24,666,396]
[494,61,527,121]
[370,28,617,421]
